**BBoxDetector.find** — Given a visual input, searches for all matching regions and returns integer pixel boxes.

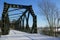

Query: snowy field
[0,30,60,40]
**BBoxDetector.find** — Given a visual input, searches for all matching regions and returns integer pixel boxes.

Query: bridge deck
[0,30,60,40]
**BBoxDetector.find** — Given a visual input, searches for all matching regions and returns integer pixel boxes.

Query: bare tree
[38,0,59,36]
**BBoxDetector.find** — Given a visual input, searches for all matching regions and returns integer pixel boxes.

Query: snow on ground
[0,30,60,40]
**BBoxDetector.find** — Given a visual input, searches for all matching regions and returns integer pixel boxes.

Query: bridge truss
[1,2,37,35]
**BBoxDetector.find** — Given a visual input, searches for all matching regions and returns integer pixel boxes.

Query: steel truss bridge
[1,2,37,35]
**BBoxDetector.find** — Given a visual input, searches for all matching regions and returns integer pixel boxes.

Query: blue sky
[0,0,60,27]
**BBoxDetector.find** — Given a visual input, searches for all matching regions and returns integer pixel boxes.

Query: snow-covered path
[0,30,60,40]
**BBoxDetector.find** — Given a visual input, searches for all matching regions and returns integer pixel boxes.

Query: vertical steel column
[22,17,24,31]
[20,16,22,31]
[19,19,21,30]
[32,16,37,33]
[2,3,10,35]
[26,13,30,32]
[29,6,37,33]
